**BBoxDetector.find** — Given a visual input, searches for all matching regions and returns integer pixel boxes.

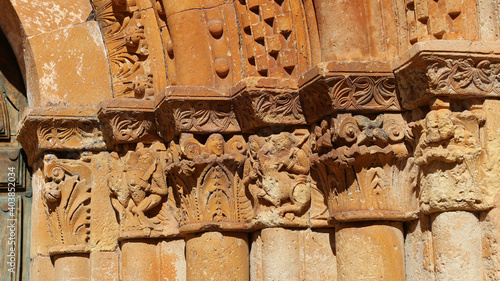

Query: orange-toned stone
[53,254,90,281]
[30,256,54,281]
[186,232,249,281]
[336,221,405,281]
[28,22,112,106]
[121,240,160,281]
[159,239,186,281]
[90,252,119,281]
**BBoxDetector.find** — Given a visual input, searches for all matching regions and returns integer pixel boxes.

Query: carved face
[207,134,225,156]
[43,182,61,203]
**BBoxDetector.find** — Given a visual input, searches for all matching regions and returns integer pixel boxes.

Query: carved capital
[299,61,401,122]
[310,113,419,222]
[167,133,252,233]
[415,98,491,213]
[155,87,240,140]
[108,142,179,239]
[231,77,305,132]
[42,154,92,255]
[17,108,106,165]
[243,129,315,228]
[98,98,159,145]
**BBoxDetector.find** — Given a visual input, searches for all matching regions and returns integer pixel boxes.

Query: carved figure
[244,131,311,220]
[109,143,170,232]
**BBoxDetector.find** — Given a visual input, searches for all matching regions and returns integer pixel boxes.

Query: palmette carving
[167,134,252,233]
[108,142,178,238]
[310,113,419,222]
[415,98,491,213]
[242,129,312,227]
[42,154,92,254]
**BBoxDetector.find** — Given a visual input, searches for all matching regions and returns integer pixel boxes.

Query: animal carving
[243,132,311,219]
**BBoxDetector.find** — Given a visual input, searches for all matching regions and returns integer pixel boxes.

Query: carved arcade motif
[42,154,92,254]
[108,142,178,238]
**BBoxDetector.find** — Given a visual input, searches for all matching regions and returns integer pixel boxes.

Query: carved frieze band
[299,62,402,123]
[17,108,106,165]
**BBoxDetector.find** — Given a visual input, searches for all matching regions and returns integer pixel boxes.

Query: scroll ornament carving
[42,154,91,254]
[242,129,312,227]
[92,0,154,99]
[108,142,178,238]
[299,73,400,123]
[173,101,240,133]
[425,56,500,96]
[166,134,252,232]
[310,113,419,221]
[38,119,102,149]
[415,98,491,213]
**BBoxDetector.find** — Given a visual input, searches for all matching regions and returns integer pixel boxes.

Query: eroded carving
[108,142,178,238]
[92,0,155,98]
[242,129,312,227]
[415,98,490,213]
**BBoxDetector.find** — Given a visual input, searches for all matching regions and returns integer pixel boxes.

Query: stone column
[414,98,490,280]
[432,211,482,281]
[336,221,404,280]
[53,254,90,281]
[186,232,249,281]
[310,113,418,281]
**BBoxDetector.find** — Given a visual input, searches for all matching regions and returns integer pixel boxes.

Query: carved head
[42,182,61,203]
[206,134,225,156]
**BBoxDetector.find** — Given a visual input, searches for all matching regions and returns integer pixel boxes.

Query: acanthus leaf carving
[42,154,92,254]
[310,113,419,222]
[167,133,252,233]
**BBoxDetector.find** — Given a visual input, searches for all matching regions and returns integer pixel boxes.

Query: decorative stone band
[299,61,402,123]
[230,77,306,132]
[155,86,240,139]
[17,107,106,165]
[394,40,500,110]
[98,98,159,145]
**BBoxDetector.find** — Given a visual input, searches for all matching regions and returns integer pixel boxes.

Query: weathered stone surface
[28,22,112,106]
[90,252,119,281]
[336,221,405,281]
[121,240,160,281]
[159,239,186,281]
[432,211,483,281]
[251,228,336,281]
[186,231,249,281]
[53,254,90,281]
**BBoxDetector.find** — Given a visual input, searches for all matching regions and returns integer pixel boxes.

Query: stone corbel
[17,107,106,165]
[299,61,402,123]
[310,113,419,222]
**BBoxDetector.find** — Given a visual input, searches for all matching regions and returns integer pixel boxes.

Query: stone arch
[0,0,113,107]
